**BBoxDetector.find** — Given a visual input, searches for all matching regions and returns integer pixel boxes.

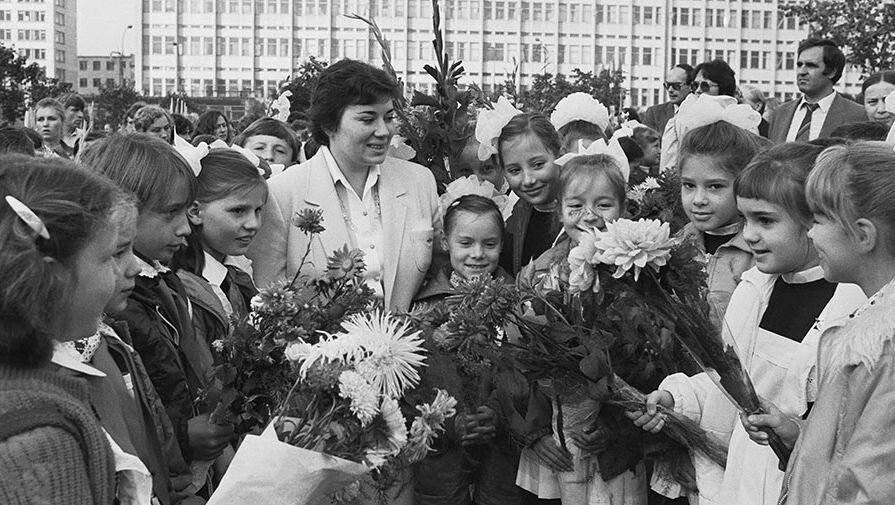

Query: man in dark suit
[642,64,693,135]
[767,39,866,143]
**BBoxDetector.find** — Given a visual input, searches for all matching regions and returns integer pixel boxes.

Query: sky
[77,0,139,56]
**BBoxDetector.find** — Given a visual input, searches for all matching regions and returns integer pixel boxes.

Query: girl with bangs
[81,134,235,495]
[745,142,895,504]
[630,143,866,505]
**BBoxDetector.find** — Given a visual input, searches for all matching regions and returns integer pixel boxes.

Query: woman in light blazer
[248,60,438,311]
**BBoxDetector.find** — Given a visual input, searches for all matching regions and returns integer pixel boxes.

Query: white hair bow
[611,120,650,141]
[550,92,610,133]
[173,136,265,176]
[268,90,293,122]
[674,94,761,141]
[475,96,523,161]
[437,175,512,225]
[554,138,630,182]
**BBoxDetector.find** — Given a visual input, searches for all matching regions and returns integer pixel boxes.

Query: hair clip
[5,195,50,240]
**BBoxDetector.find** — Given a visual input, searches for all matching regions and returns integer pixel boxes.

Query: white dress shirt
[321,146,385,298]
[202,252,254,316]
[785,91,836,142]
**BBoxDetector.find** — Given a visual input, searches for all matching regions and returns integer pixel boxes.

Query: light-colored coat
[653,267,865,505]
[247,150,439,311]
[780,279,895,505]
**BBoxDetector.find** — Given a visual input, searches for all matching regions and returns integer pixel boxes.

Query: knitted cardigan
[0,365,115,505]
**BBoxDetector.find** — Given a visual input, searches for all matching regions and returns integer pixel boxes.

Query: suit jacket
[248,150,439,311]
[767,93,866,143]
[641,101,676,135]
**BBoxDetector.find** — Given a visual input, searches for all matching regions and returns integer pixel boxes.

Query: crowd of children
[2,56,895,505]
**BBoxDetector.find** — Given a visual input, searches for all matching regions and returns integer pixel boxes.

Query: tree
[280,56,328,119]
[94,84,143,128]
[495,67,626,114]
[780,0,895,74]
[0,42,71,122]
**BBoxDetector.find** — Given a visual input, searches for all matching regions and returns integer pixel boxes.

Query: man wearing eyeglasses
[642,64,694,135]
[768,38,865,143]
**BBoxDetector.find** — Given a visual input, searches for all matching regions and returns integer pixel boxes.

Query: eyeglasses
[663,81,685,91]
[690,80,719,93]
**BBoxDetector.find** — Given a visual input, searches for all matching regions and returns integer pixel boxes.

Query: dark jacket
[767,92,867,143]
[112,266,213,461]
[498,198,562,276]
[641,101,677,136]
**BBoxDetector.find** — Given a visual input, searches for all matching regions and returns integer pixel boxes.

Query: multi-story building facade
[137,0,863,109]
[77,54,136,95]
[0,0,77,86]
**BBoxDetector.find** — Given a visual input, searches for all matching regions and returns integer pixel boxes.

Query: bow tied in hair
[554,138,630,182]
[674,94,761,141]
[474,96,523,161]
[550,92,611,133]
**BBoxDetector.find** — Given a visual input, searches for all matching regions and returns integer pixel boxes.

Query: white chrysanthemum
[438,175,512,223]
[284,341,311,362]
[351,311,427,399]
[338,370,379,426]
[475,96,523,161]
[380,396,408,452]
[592,218,676,281]
[403,417,436,464]
[626,177,661,205]
[550,92,610,133]
[417,389,458,425]
[568,230,600,294]
[298,332,366,377]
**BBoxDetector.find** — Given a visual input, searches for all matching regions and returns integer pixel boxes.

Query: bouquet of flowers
[626,171,689,235]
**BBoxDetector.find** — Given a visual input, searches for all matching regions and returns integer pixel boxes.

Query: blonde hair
[559,154,627,206]
[807,141,895,248]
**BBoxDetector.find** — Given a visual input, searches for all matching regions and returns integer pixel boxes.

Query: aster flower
[627,177,661,205]
[568,231,599,294]
[326,245,366,281]
[416,389,458,426]
[338,371,380,426]
[292,207,326,235]
[352,311,427,399]
[284,341,311,362]
[379,396,408,452]
[592,218,677,281]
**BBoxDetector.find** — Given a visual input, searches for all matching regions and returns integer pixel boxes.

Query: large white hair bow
[674,94,761,141]
[173,136,265,177]
[554,138,630,182]
[611,120,650,141]
[550,92,610,133]
[475,96,523,161]
[437,175,512,225]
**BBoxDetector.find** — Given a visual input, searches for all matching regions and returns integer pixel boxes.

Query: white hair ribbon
[674,94,761,141]
[550,92,611,133]
[474,96,523,161]
[173,134,209,177]
[5,195,50,240]
[554,138,631,182]
[438,175,513,225]
[611,120,650,141]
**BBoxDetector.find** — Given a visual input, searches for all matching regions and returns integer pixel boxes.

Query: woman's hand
[532,434,574,472]
[741,397,800,450]
[188,414,235,461]
[624,390,674,433]
[458,406,498,446]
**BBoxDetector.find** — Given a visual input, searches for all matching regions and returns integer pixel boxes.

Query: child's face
[244,134,294,166]
[501,133,560,207]
[188,184,267,261]
[106,211,141,315]
[807,213,860,284]
[681,156,739,233]
[739,197,818,274]
[135,198,192,263]
[639,135,661,167]
[561,172,621,242]
[441,210,502,281]
[63,226,119,340]
[457,142,505,190]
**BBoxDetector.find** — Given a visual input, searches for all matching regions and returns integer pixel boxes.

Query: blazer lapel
[303,155,352,271]
[378,161,408,307]
[819,93,843,139]
[774,100,799,142]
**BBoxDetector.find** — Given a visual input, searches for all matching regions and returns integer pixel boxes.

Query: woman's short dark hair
[693,59,738,97]
[233,117,302,165]
[309,59,401,146]
[798,38,845,84]
[861,71,895,94]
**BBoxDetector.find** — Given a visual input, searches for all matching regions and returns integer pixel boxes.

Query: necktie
[795,102,820,141]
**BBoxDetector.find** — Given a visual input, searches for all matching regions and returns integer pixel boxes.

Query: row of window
[673,47,801,71]
[14,0,66,5]
[17,47,46,59]
[79,59,128,71]
[79,77,119,89]
[672,7,801,30]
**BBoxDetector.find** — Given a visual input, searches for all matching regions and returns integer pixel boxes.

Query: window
[56,50,66,63]
[644,6,654,24]
[633,5,641,24]
[107,60,116,71]
[93,60,101,71]
[79,78,88,88]
[0,10,9,21]
[643,47,652,66]
[106,78,116,87]
[692,8,701,26]
[763,11,772,29]
[54,12,63,24]
[79,60,88,70]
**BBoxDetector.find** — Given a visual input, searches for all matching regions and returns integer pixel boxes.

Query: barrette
[5,195,50,240]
